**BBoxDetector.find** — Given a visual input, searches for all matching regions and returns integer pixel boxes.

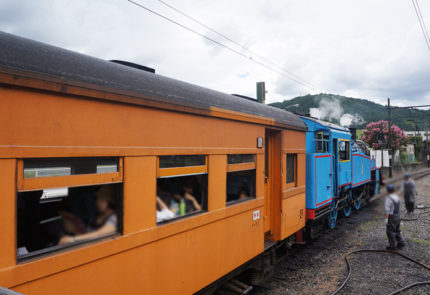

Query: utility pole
[387,98,393,177]
[426,122,429,168]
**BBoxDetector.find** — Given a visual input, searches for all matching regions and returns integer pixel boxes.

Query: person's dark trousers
[386,215,405,248]
[405,201,414,213]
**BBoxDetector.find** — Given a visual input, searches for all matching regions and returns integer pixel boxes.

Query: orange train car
[0,32,306,294]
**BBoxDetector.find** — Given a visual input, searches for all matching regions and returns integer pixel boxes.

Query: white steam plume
[309,97,365,127]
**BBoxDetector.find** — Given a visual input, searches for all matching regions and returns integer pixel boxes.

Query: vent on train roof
[110,60,155,73]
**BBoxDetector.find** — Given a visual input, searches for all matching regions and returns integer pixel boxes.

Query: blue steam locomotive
[300,116,381,236]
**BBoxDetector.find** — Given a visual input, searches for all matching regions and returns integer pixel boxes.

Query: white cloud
[0,0,429,106]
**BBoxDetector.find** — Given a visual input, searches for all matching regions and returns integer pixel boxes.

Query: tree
[361,120,408,150]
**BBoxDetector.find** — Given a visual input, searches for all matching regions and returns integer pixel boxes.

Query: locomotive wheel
[342,204,352,217]
[354,198,362,211]
[328,208,338,229]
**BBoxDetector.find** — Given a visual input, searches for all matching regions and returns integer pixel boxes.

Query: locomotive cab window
[286,154,297,186]
[339,140,350,161]
[316,132,324,152]
[226,154,256,204]
[157,155,207,224]
[315,132,329,153]
[17,158,123,260]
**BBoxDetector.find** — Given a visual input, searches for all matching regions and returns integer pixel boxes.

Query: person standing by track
[401,174,417,215]
[385,184,406,250]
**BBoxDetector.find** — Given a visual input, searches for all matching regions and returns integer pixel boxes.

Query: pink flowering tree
[361,120,408,150]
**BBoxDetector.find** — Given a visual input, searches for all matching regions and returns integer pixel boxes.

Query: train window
[157,156,208,224]
[315,132,329,153]
[17,183,122,260]
[159,155,205,168]
[226,154,256,204]
[316,132,324,152]
[351,142,359,153]
[23,157,118,178]
[227,154,255,164]
[339,141,350,161]
[286,154,296,185]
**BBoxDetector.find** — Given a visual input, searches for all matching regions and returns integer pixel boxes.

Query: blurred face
[173,193,181,201]
[239,192,247,199]
[96,196,109,213]
[184,186,193,194]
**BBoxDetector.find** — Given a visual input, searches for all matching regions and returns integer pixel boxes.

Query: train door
[337,139,352,186]
[264,129,281,236]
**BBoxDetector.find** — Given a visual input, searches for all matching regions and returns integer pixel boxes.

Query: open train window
[286,154,297,187]
[156,155,207,224]
[339,140,350,161]
[17,158,123,261]
[226,154,256,205]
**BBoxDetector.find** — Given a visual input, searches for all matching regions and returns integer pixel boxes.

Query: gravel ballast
[253,173,430,295]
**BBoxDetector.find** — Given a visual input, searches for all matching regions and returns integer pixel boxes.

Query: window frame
[16,157,124,261]
[338,139,351,162]
[156,155,208,224]
[316,132,324,153]
[17,158,123,192]
[226,154,256,205]
[286,153,297,188]
[157,156,207,178]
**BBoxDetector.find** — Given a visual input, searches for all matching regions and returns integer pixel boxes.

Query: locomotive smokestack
[349,127,357,140]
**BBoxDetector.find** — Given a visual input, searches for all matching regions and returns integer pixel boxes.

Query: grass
[359,219,379,231]
[410,237,430,246]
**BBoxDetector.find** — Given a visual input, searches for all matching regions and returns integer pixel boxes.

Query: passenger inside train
[156,175,207,223]
[58,185,118,245]
[17,183,121,257]
[226,170,255,203]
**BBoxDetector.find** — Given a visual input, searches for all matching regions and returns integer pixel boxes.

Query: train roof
[300,116,350,133]
[0,31,306,131]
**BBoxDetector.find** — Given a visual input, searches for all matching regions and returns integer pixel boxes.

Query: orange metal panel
[280,193,306,239]
[282,130,306,150]
[272,129,307,241]
[208,155,227,211]
[0,88,265,159]
[210,106,274,126]
[255,154,265,200]
[6,206,264,295]
[283,186,306,199]
[123,157,156,234]
[269,131,282,240]
[0,70,294,131]
[18,172,123,192]
[0,159,16,269]
[264,129,282,239]
[157,165,207,178]
[226,162,256,173]
[0,196,263,289]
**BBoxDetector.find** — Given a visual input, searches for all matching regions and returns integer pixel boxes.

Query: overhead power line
[127,0,322,93]
[412,0,430,50]
[155,0,320,92]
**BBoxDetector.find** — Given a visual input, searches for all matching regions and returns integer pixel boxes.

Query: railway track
[253,167,430,295]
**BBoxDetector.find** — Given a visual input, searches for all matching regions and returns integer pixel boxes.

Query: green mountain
[269,94,430,131]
